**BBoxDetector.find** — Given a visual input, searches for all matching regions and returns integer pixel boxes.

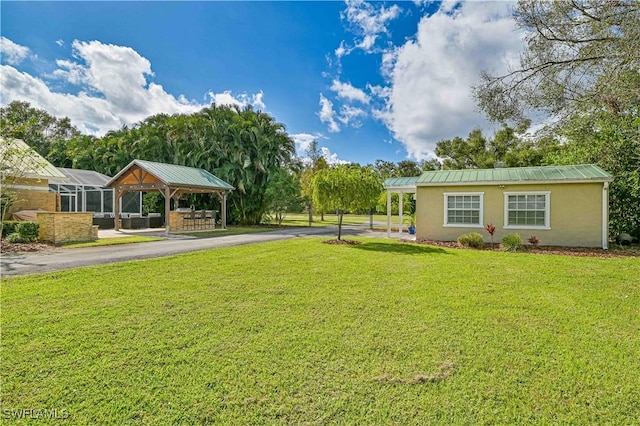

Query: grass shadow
[347,241,451,255]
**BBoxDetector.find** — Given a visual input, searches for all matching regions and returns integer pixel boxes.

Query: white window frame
[443,192,484,228]
[503,191,551,230]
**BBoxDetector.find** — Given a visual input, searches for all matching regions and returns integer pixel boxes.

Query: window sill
[503,225,551,231]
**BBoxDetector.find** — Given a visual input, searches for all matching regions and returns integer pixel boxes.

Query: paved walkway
[1,226,376,277]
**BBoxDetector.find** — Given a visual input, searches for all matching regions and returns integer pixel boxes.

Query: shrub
[6,232,24,244]
[502,234,523,252]
[1,221,19,238]
[528,235,540,246]
[17,221,39,243]
[457,232,484,249]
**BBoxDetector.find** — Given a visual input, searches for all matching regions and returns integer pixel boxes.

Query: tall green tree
[475,0,640,124]
[312,165,381,240]
[474,0,640,238]
[548,110,640,237]
[264,167,302,225]
[0,101,81,158]
[299,140,329,223]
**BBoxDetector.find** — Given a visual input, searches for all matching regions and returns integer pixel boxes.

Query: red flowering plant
[485,223,496,249]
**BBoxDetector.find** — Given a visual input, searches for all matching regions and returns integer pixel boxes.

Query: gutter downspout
[602,181,609,250]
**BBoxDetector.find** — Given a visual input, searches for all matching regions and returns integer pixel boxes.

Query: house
[0,137,65,219]
[384,164,614,249]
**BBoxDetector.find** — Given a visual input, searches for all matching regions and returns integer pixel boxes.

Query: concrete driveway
[1,226,374,277]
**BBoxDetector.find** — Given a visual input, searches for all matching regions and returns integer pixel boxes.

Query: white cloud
[55,39,65,47]
[339,0,402,55]
[337,105,366,127]
[318,94,340,133]
[330,79,370,104]
[374,2,523,159]
[291,132,324,154]
[321,146,349,165]
[208,90,265,110]
[0,37,30,65]
[335,41,349,59]
[0,38,265,136]
[290,133,348,165]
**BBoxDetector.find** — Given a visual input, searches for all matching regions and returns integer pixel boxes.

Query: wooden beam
[221,192,227,229]
[114,189,123,231]
[164,186,171,234]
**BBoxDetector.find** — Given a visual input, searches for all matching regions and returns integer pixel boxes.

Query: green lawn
[2,239,639,424]
[278,212,412,227]
[182,226,277,238]
[62,236,165,248]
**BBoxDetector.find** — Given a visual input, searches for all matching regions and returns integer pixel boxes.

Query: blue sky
[0,1,524,165]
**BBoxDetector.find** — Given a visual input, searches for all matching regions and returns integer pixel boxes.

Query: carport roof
[383,176,419,190]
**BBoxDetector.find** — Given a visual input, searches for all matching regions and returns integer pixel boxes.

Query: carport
[383,176,418,237]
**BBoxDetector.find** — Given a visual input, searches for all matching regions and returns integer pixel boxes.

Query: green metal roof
[0,137,66,179]
[417,164,613,186]
[383,176,419,189]
[108,159,234,190]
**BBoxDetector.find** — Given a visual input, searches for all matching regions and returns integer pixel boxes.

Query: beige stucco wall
[37,212,97,244]
[415,182,606,247]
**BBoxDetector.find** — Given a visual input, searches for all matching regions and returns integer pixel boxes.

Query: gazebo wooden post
[221,191,227,229]
[114,189,122,231]
[164,186,171,234]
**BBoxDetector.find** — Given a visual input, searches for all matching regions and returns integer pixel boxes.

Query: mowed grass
[279,213,411,227]
[2,239,639,424]
[61,236,165,248]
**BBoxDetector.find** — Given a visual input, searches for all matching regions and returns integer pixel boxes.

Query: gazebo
[106,160,234,233]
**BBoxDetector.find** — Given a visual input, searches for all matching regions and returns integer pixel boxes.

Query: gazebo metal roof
[106,159,234,191]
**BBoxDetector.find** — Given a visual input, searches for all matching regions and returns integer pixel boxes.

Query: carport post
[398,191,403,236]
[386,190,391,238]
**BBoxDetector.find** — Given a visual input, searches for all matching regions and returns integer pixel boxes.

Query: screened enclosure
[50,168,141,215]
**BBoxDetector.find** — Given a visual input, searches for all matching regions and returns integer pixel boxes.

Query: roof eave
[417,177,614,186]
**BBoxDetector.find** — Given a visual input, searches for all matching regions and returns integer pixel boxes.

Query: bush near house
[0,220,19,238]
[457,232,484,249]
[1,221,39,243]
[502,234,523,252]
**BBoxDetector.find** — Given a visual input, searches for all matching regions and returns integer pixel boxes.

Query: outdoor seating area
[106,159,234,234]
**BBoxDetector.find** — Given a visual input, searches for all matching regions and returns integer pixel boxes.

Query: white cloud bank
[0,37,30,65]
[0,39,265,136]
[373,1,523,159]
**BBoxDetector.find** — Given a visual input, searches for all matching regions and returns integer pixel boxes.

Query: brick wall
[8,189,57,217]
[37,212,97,244]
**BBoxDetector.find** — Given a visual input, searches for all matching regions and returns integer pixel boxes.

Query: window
[444,193,483,227]
[504,192,550,229]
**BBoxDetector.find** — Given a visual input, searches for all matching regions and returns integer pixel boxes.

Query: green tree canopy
[475,0,640,124]
[312,165,381,240]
